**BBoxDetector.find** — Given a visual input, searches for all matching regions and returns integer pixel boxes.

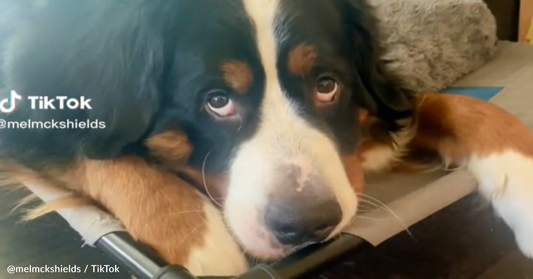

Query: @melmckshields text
[9,265,82,274]
[0,119,106,129]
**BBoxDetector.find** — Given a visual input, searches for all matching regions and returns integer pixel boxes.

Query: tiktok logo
[0,90,23,114]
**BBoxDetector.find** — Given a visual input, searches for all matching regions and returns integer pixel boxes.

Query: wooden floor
[0,189,532,279]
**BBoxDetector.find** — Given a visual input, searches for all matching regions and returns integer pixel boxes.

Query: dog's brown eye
[316,77,338,103]
[207,93,235,117]
[209,95,229,108]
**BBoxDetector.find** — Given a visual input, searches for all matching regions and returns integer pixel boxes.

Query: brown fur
[145,130,192,169]
[409,93,533,163]
[1,157,210,265]
[177,167,228,206]
[341,152,365,194]
[145,130,227,203]
[357,93,533,173]
[0,130,214,266]
[220,61,254,95]
[287,44,317,76]
[358,109,396,150]
[81,158,209,264]
[6,92,530,267]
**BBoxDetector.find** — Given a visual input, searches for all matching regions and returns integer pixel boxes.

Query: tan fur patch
[341,152,365,194]
[220,61,253,94]
[145,130,192,168]
[144,131,228,204]
[287,44,317,76]
[0,157,209,266]
[80,158,208,264]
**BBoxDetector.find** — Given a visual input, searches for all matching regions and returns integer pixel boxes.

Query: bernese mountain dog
[1,0,532,276]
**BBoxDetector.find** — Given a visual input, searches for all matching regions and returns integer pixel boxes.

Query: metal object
[95,232,366,279]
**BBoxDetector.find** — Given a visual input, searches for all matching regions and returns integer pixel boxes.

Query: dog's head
[4,0,412,259]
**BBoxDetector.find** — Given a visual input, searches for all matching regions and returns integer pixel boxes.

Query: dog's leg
[4,158,249,276]
[407,93,533,258]
[82,158,249,275]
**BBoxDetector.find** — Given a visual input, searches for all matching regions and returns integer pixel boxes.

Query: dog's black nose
[264,199,342,246]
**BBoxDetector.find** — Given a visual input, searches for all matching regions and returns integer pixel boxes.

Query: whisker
[357,198,383,209]
[356,204,377,213]
[356,193,413,237]
[354,215,390,221]
[237,118,243,132]
[177,216,208,247]
[357,199,390,213]
[248,254,260,266]
[202,151,223,207]
[357,209,377,215]
[357,204,376,210]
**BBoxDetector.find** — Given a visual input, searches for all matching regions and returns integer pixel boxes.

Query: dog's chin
[227,225,289,260]
[222,213,292,260]
[239,235,292,261]
[232,230,333,260]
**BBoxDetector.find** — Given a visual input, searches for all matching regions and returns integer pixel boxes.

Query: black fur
[342,0,414,130]
[0,0,261,173]
[0,0,412,175]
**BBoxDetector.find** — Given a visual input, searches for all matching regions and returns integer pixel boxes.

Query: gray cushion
[372,0,499,92]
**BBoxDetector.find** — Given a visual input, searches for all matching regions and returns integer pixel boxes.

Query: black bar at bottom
[96,232,366,279]
[96,232,198,279]
[234,233,365,279]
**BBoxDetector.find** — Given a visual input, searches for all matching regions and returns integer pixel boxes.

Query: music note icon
[0,90,23,114]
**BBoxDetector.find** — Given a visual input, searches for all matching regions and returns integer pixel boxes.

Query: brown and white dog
[0,0,532,276]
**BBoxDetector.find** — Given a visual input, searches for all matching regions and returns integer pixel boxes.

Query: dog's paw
[468,151,533,259]
[407,93,533,259]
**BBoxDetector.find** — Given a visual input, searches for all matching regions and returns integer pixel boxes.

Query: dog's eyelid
[202,85,241,99]
[311,66,346,81]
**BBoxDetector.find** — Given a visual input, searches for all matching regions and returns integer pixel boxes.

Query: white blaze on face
[223,0,359,259]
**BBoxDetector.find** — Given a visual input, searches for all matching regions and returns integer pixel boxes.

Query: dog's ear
[2,1,166,159]
[344,0,413,127]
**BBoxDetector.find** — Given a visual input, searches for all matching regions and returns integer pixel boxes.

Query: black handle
[96,232,366,279]
[237,233,365,279]
[96,232,197,279]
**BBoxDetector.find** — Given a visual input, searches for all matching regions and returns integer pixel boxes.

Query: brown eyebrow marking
[145,130,192,167]
[220,60,253,95]
[287,44,317,76]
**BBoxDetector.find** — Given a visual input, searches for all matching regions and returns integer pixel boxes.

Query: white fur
[360,124,414,172]
[467,150,533,258]
[360,146,396,171]
[184,199,249,276]
[224,0,358,259]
